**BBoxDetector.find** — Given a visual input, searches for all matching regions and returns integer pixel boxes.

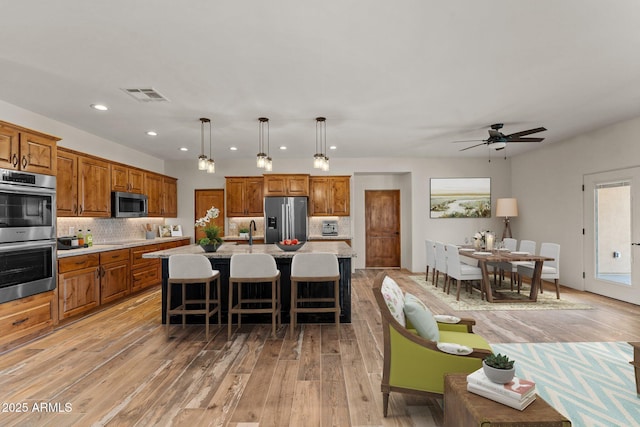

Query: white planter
[239,233,249,238]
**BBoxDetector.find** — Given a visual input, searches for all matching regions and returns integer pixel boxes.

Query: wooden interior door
[195,189,225,242]
[365,190,400,268]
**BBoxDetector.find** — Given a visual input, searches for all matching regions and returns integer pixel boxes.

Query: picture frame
[158,225,172,237]
[430,177,491,218]
[170,224,183,237]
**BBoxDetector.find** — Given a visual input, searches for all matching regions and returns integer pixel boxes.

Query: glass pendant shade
[256,153,266,168]
[321,156,330,171]
[198,155,208,170]
[264,157,273,171]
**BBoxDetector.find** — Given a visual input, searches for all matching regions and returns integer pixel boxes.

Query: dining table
[458,247,554,303]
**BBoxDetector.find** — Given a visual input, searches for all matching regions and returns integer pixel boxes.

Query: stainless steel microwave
[111,191,148,217]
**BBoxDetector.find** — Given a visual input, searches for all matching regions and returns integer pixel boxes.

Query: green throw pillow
[403,293,439,341]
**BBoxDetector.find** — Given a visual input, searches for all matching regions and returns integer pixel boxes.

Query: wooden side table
[444,374,571,427]
[629,342,640,395]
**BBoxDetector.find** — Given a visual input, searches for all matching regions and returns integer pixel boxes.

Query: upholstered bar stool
[228,253,281,340]
[166,254,221,340]
[290,252,340,336]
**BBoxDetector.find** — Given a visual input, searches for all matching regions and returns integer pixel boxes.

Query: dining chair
[434,241,448,290]
[445,244,483,301]
[290,252,340,336]
[517,242,561,298]
[425,239,436,283]
[228,253,281,339]
[511,240,536,291]
[166,254,221,340]
[494,237,518,287]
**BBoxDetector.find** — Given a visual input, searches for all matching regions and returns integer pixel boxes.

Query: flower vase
[474,239,481,250]
[200,243,221,253]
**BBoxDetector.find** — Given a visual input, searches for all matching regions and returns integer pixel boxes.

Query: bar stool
[228,253,281,339]
[290,252,340,336]
[166,254,221,340]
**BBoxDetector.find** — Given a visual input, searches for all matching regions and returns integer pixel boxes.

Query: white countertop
[56,236,191,258]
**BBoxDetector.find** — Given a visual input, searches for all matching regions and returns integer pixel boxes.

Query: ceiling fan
[454,123,547,152]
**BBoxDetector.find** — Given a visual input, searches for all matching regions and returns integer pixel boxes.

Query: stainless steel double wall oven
[0,168,56,304]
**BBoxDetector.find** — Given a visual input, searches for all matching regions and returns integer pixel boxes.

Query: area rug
[492,342,639,427]
[409,275,591,311]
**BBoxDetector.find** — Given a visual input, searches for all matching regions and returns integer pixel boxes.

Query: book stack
[466,368,537,411]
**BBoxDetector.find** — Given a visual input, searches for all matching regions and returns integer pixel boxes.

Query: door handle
[632,243,640,246]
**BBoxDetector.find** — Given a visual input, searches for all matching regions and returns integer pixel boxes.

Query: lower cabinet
[58,254,100,320]
[0,291,56,352]
[130,244,161,293]
[100,249,130,304]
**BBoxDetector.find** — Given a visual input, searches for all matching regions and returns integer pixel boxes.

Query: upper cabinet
[263,174,309,197]
[56,149,78,216]
[78,155,111,217]
[309,176,351,216]
[111,164,145,194]
[226,177,264,217]
[0,121,59,175]
[146,173,178,217]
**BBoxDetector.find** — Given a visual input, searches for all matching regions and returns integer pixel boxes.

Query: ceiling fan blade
[451,139,484,143]
[506,127,547,138]
[459,142,488,151]
[508,137,545,143]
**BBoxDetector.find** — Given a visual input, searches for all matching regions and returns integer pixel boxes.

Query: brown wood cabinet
[226,177,264,217]
[78,155,111,217]
[263,174,309,197]
[99,249,130,304]
[309,176,350,216]
[0,121,59,175]
[0,290,56,352]
[56,149,78,216]
[58,254,101,320]
[146,173,178,217]
[130,244,161,293]
[111,164,145,194]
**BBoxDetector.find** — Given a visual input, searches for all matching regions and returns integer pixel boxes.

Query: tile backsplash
[57,217,167,243]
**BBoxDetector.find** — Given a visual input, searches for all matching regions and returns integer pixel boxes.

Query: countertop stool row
[165,252,341,341]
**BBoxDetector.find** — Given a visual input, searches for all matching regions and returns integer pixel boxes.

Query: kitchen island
[143,241,356,325]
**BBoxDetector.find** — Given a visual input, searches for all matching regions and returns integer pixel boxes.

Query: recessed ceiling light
[179,147,188,152]
[329,145,337,150]
[279,146,287,150]
[90,104,108,111]
[146,131,158,136]
[229,146,238,151]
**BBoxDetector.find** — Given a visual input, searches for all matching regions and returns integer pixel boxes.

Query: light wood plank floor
[1,269,640,426]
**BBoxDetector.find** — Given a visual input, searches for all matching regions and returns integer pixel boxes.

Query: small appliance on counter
[322,220,338,236]
[57,236,85,250]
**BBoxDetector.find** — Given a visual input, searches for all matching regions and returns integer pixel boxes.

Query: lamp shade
[496,198,518,217]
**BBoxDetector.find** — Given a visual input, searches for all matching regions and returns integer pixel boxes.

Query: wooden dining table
[458,248,554,303]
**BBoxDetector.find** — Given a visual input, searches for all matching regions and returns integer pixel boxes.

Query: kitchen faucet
[249,220,257,246]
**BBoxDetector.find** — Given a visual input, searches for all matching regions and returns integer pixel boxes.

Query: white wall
[511,115,640,290]
[0,100,165,173]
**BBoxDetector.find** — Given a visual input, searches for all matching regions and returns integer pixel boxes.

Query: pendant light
[198,118,209,170]
[257,117,269,169]
[314,117,329,171]
[206,118,215,174]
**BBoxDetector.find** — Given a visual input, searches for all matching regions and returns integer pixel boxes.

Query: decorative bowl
[275,241,305,251]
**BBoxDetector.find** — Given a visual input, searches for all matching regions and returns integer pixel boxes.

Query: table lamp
[496,198,518,240]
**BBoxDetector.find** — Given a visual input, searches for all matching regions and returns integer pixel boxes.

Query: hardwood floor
[1,269,639,426]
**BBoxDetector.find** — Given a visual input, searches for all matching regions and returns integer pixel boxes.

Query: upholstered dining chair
[434,241,448,290]
[228,253,281,339]
[492,237,518,287]
[445,243,484,301]
[510,239,537,290]
[517,242,561,298]
[166,254,221,340]
[425,239,436,283]
[372,272,492,417]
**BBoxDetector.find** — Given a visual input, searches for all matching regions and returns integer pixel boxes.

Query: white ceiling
[1,0,640,162]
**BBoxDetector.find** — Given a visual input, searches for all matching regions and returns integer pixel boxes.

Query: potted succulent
[482,353,516,384]
[239,227,250,238]
[195,206,224,252]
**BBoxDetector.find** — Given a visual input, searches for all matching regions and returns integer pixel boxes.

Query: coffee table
[444,374,571,426]
[629,341,640,394]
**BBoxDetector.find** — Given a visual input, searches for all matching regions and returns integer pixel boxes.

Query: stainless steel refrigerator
[264,197,308,243]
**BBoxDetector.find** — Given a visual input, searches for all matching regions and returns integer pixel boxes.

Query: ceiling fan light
[493,142,507,150]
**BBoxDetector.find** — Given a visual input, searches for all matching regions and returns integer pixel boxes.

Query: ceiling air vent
[122,88,169,102]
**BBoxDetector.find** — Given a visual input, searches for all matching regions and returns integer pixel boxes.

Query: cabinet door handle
[73,204,77,215]
[22,155,28,168]
[12,153,18,167]
[12,317,29,326]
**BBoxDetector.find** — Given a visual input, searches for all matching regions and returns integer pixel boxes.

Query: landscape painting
[430,178,491,218]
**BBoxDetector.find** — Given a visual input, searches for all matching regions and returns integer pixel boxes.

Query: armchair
[372,272,492,417]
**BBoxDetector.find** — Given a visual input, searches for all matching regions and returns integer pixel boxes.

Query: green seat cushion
[439,330,492,351]
[403,293,439,341]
